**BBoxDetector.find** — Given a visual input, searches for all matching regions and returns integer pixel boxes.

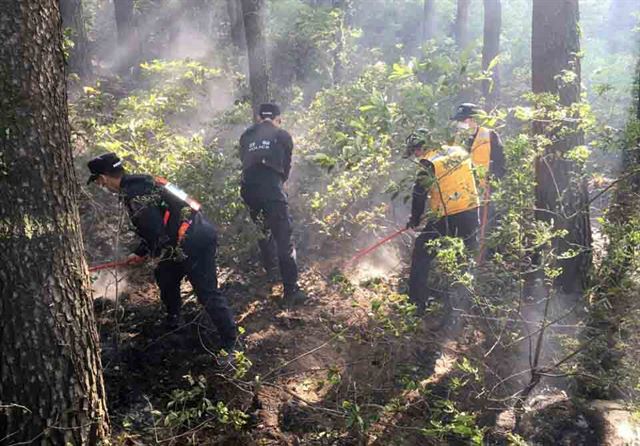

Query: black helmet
[404,128,430,158]
[405,128,430,149]
[452,103,482,121]
[87,152,124,184]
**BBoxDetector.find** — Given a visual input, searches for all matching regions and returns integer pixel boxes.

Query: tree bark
[532,0,592,293]
[422,0,436,42]
[454,0,471,48]
[482,0,500,109]
[227,0,247,53]
[0,1,109,443]
[113,0,140,73]
[240,0,271,119]
[60,0,91,77]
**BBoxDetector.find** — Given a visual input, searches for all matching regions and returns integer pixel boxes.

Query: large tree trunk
[227,0,247,53]
[113,0,140,73]
[60,0,91,77]
[532,0,592,294]
[482,0,501,109]
[454,0,470,48]
[241,0,271,119]
[422,0,436,42]
[0,1,109,443]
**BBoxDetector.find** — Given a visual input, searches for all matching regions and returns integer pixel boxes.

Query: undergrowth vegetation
[67,0,640,443]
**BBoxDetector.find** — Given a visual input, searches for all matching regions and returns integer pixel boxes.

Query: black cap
[451,103,481,121]
[87,152,123,184]
[258,103,281,120]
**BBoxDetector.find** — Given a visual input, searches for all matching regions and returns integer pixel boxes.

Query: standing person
[86,153,238,355]
[452,103,505,261]
[404,129,480,312]
[239,103,305,305]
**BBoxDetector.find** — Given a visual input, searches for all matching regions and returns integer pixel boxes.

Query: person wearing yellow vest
[452,103,505,261]
[404,129,480,312]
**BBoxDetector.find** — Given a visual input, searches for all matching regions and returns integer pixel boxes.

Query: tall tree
[227,0,247,52]
[113,0,140,73]
[422,0,436,42]
[454,0,471,48]
[0,1,109,443]
[482,0,501,109]
[60,0,91,77]
[532,0,592,293]
[241,0,271,118]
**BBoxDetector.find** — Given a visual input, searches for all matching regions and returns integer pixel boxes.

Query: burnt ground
[91,256,490,446]
[91,246,619,446]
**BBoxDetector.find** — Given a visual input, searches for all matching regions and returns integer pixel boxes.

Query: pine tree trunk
[227,0,247,52]
[60,0,91,77]
[241,0,271,119]
[113,0,140,73]
[0,1,109,443]
[454,0,470,48]
[532,0,592,293]
[482,0,500,109]
[422,0,436,42]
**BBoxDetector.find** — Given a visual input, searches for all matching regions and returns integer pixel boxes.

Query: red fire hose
[88,257,143,272]
[345,227,409,268]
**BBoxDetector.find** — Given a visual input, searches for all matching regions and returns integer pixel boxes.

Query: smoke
[348,243,404,283]
[91,269,129,302]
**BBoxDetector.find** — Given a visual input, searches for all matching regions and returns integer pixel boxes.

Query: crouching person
[86,153,238,355]
[404,130,480,313]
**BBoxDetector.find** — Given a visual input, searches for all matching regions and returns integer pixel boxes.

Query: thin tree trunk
[241,0,271,119]
[454,0,471,48]
[422,0,436,42]
[227,0,247,52]
[482,0,501,109]
[0,1,109,443]
[532,0,592,294]
[114,0,140,73]
[60,0,91,77]
[332,0,349,85]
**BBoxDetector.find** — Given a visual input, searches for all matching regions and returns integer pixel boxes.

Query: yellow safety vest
[421,145,479,217]
[470,126,492,183]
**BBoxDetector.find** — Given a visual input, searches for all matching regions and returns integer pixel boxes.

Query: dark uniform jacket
[120,174,200,257]
[409,159,436,227]
[239,121,294,187]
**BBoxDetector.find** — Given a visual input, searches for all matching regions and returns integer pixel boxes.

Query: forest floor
[91,254,499,446]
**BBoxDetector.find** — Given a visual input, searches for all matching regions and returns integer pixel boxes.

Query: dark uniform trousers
[154,217,237,347]
[241,183,299,291]
[408,208,479,309]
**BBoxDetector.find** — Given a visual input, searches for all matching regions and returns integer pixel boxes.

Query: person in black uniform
[239,103,305,304]
[86,153,237,353]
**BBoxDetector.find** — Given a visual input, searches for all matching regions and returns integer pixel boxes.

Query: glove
[406,218,420,230]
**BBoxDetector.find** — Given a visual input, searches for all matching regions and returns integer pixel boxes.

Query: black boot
[282,285,307,306]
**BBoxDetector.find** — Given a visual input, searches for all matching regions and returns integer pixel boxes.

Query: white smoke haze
[91,269,129,302]
[76,0,640,411]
